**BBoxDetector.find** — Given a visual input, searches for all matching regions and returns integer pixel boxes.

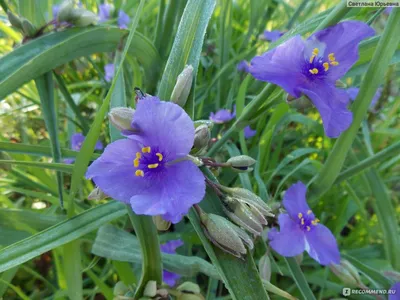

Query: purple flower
[98,4,112,22]
[389,282,400,300]
[244,125,256,138]
[161,240,184,286]
[268,182,340,265]
[347,87,382,110]
[209,107,236,124]
[250,21,374,138]
[86,97,206,223]
[52,5,60,19]
[263,30,283,42]
[118,10,130,29]
[104,63,115,82]
[64,133,103,164]
[237,60,250,72]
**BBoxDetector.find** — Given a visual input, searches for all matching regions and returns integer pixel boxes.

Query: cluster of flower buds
[57,0,97,27]
[7,10,38,38]
[330,259,363,288]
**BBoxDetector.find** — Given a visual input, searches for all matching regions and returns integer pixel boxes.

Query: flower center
[304,48,339,79]
[133,146,165,177]
[297,210,320,232]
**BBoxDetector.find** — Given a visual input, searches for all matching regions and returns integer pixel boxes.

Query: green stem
[126,207,162,299]
[284,257,316,300]
[335,140,400,184]
[207,83,276,156]
[154,0,166,51]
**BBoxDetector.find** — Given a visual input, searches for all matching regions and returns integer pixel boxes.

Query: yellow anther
[311,219,320,226]
[133,158,140,168]
[309,55,316,63]
[156,153,163,162]
[323,62,329,71]
[330,61,339,66]
[328,53,335,61]
[309,68,319,74]
[142,146,151,153]
[307,210,312,215]
[301,218,305,225]
[306,226,311,231]
[312,48,319,55]
[298,213,303,219]
[136,152,142,158]
[148,163,159,169]
[135,170,144,177]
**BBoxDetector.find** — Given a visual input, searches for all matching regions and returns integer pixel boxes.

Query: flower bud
[7,11,23,30]
[330,259,362,287]
[108,107,135,131]
[295,253,303,265]
[171,65,194,107]
[152,215,171,231]
[227,155,256,172]
[21,18,36,37]
[143,280,157,298]
[57,0,74,23]
[192,124,210,154]
[222,197,264,236]
[199,212,253,258]
[113,281,129,296]
[87,186,108,200]
[69,8,98,27]
[177,282,201,294]
[259,253,272,282]
[178,294,205,300]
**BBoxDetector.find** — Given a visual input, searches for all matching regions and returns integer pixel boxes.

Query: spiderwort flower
[237,60,250,72]
[347,87,382,110]
[86,97,206,223]
[104,63,115,82]
[161,240,184,286]
[250,21,375,138]
[389,282,400,300]
[263,30,283,42]
[118,10,130,29]
[244,125,256,138]
[268,182,340,265]
[209,107,236,124]
[98,4,112,22]
[64,133,103,164]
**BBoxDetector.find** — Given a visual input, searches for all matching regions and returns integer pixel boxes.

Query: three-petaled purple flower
[268,182,340,265]
[263,30,283,42]
[118,10,130,29]
[244,125,256,138]
[237,60,250,73]
[250,21,375,138]
[209,107,236,124]
[104,63,115,82]
[347,87,382,110]
[161,240,184,286]
[98,4,112,22]
[64,133,103,164]
[389,282,400,300]
[86,97,205,223]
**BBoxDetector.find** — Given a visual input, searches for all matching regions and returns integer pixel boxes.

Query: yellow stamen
[142,146,151,153]
[133,158,140,167]
[135,170,144,177]
[309,55,316,63]
[148,163,159,169]
[309,68,319,74]
[301,218,305,225]
[307,210,312,215]
[330,61,339,66]
[306,226,311,231]
[328,53,335,61]
[156,153,163,162]
[312,48,319,56]
[311,219,320,226]
[323,62,329,71]
[136,152,142,158]
[298,213,303,219]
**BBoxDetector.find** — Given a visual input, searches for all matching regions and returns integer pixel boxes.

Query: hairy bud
[87,187,108,200]
[21,19,37,37]
[143,281,157,298]
[259,253,272,282]
[7,11,23,30]
[57,0,74,23]
[227,155,256,172]
[192,124,211,155]
[152,215,171,231]
[171,65,194,107]
[330,259,362,287]
[177,282,201,294]
[113,281,129,296]
[108,107,135,131]
[69,8,98,27]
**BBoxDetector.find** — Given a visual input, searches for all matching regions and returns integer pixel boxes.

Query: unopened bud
[152,215,171,231]
[200,212,253,258]
[259,253,272,282]
[193,125,211,154]
[69,8,98,27]
[330,259,362,287]
[143,280,157,298]
[177,282,201,294]
[295,252,303,265]
[171,65,194,107]
[57,0,74,23]
[113,281,129,296]
[21,19,36,37]
[87,187,108,200]
[108,107,135,131]
[178,294,205,300]
[227,155,256,172]
[222,197,264,236]
[7,11,23,30]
